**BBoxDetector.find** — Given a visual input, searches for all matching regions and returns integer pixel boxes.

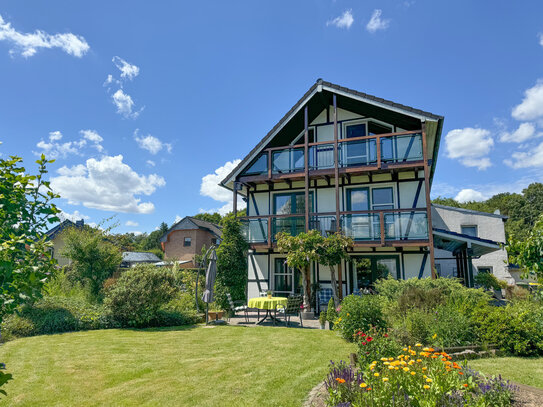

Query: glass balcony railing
[339,139,377,167]
[341,214,381,240]
[381,133,423,164]
[272,216,305,241]
[308,215,337,236]
[309,144,335,170]
[240,218,268,243]
[272,148,304,174]
[383,211,428,240]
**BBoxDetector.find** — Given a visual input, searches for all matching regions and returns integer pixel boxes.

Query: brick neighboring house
[160,216,222,268]
[45,219,84,267]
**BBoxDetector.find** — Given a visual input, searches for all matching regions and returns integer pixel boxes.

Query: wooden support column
[267,215,272,248]
[233,182,238,217]
[376,135,381,169]
[333,94,340,232]
[304,106,309,233]
[380,212,385,246]
[467,244,474,288]
[421,122,436,278]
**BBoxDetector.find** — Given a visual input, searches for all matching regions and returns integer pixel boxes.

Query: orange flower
[463,383,468,388]
[336,378,346,383]
[458,372,464,376]
[367,387,372,391]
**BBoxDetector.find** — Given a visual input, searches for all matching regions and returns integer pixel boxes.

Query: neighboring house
[219,79,505,300]
[160,216,222,268]
[120,252,162,268]
[432,204,513,284]
[45,219,84,267]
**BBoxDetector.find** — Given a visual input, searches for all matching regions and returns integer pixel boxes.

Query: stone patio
[225,309,323,329]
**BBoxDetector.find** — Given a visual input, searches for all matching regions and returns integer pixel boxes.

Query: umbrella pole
[206,303,209,325]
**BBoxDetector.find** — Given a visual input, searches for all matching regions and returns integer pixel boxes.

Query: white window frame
[272,257,296,296]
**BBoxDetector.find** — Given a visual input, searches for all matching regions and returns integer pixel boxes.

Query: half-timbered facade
[220,79,450,301]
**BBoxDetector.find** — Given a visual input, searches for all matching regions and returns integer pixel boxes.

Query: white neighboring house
[432,204,513,284]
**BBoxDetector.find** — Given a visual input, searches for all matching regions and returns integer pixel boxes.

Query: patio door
[350,256,400,290]
[273,258,302,296]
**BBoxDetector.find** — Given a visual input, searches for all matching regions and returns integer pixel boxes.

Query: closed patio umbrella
[202,249,217,323]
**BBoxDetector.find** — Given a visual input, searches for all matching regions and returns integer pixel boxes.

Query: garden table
[248,297,288,325]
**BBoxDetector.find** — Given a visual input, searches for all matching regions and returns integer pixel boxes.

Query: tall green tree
[507,214,543,283]
[193,212,222,225]
[215,216,249,310]
[62,226,122,299]
[141,222,169,251]
[0,154,60,395]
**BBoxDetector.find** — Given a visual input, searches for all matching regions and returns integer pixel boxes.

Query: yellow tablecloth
[248,297,288,310]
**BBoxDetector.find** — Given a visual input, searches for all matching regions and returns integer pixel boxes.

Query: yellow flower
[403,367,409,372]
[388,357,394,361]
[408,360,415,365]
[372,361,377,365]
[410,371,416,376]
[432,333,437,339]
[382,377,389,382]
[426,378,433,383]
[423,347,430,352]
[416,359,422,363]
[347,313,350,316]
[423,385,430,390]
[394,367,399,370]
[383,362,390,365]
[402,348,408,351]
[380,357,388,361]
[360,383,367,388]
[337,317,342,322]
[374,373,380,377]
[388,366,394,370]
[415,343,422,347]
[422,367,427,371]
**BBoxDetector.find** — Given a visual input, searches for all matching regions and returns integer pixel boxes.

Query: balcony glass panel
[272,217,305,240]
[309,144,335,170]
[242,153,268,175]
[240,218,268,243]
[381,133,423,164]
[272,148,304,174]
[308,215,337,236]
[341,214,380,240]
[339,139,377,167]
[383,212,428,240]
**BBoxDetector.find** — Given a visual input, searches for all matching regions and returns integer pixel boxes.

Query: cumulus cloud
[125,220,139,227]
[454,189,486,203]
[134,130,172,154]
[504,141,543,169]
[326,10,354,29]
[112,56,139,80]
[80,129,104,152]
[35,131,86,159]
[0,14,89,58]
[200,159,246,215]
[366,9,390,33]
[58,209,90,222]
[112,89,141,119]
[539,33,543,47]
[499,122,538,143]
[445,127,494,170]
[51,155,165,214]
[512,80,543,121]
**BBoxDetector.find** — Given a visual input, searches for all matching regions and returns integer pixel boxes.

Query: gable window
[342,122,376,167]
[243,153,268,176]
[461,225,478,237]
[184,237,192,247]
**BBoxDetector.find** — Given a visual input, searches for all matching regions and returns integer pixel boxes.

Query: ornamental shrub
[326,297,337,328]
[336,295,386,341]
[104,265,178,327]
[474,272,503,291]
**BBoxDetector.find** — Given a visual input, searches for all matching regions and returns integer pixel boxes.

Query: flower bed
[325,345,517,407]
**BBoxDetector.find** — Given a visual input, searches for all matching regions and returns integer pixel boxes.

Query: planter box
[207,311,224,321]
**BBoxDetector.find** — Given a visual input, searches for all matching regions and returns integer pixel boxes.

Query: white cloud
[146,160,156,167]
[112,89,141,119]
[51,155,165,214]
[454,189,486,203]
[58,209,90,222]
[0,14,89,58]
[80,129,104,152]
[504,141,543,169]
[366,9,390,33]
[35,131,86,159]
[199,159,246,215]
[49,131,63,141]
[112,56,139,80]
[326,10,354,29]
[445,127,494,170]
[539,33,543,47]
[134,130,172,154]
[512,80,543,121]
[125,220,139,227]
[499,122,538,143]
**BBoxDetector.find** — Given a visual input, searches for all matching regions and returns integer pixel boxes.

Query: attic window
[243,153,268,175]
[184,237,192,247]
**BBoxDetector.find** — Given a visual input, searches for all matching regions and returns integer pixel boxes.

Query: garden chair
[317,288,333,314]
[274,295,304,327]
[226,293,250,323]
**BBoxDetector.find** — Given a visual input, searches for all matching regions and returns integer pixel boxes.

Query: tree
[215,216,249,310]
[62,226,122,299]
[0,154,60,395]
[193,212,222,225]
[141,222,169,251]
[317,233,353,305]
[506,214,543,283]
[276,230,323,308]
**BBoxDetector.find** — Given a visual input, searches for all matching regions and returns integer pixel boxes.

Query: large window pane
[372,187,394,209]
[347,188,369,211]
[346,123,366,138]
[243,153,267,175]
[368,121,392,135]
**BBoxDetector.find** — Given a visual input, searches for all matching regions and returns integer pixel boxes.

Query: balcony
[239,209,428,247]
[240,131,424,181]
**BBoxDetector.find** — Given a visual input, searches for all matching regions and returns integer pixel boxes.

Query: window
[372,187,394,210]
[477,266,492,274]
[184,237,192,247]
[461,225,478,237]
[273,192,313,215]
[243,153,268,175]
[273,258,302,296]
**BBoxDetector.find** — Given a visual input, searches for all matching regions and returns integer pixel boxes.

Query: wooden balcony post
[233,182,238,217]
[333,94,340,232]
[304,105,309,232]
[267,150,272,180]
[267,215,272,248]
[379,212,385,246]
[376,135,381,169]
[421,121,436,278]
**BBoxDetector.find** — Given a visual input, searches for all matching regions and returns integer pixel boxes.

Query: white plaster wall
[399,181,426,208]
[404,253,431,279]
[247,253,269,299]
[316,124,334,142]
[248,192,269,216]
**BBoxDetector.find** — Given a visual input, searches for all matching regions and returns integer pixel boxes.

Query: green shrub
[326,297,337,328]
[428,302,478,347]
[104,265,178,327]
[375,277,467,303]
[474,272,502,290]
[336,295,386,341]
[474,300,543,356]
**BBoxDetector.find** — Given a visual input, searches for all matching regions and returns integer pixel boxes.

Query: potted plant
[207,304,224,321]
[267,290,273,299]
[319,311,326,329]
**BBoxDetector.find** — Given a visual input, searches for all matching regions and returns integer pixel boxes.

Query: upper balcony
[239,130,425,183]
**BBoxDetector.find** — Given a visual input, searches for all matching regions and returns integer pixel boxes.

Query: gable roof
[122,252,162,263]
[220,78,444,191]
[160,216,222,243]
[46,219,84,240]
[432,204,508,220]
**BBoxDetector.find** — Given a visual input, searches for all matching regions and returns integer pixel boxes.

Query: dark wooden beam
[304,105,309,233]
[421,121,436,279]
[233,181,238,217]
[333,94,340,232]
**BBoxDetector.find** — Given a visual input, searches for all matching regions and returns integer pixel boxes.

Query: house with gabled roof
[219,79,507,303]
[160,216,222,268]
[45,219,84,267]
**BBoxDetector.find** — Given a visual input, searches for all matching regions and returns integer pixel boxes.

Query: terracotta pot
[208,311,224,321]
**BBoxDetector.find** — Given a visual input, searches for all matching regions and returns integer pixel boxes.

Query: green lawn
[0,325,355,406]
[469,357,543,389]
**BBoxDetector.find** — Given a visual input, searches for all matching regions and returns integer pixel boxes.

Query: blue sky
[1,1,543,234]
